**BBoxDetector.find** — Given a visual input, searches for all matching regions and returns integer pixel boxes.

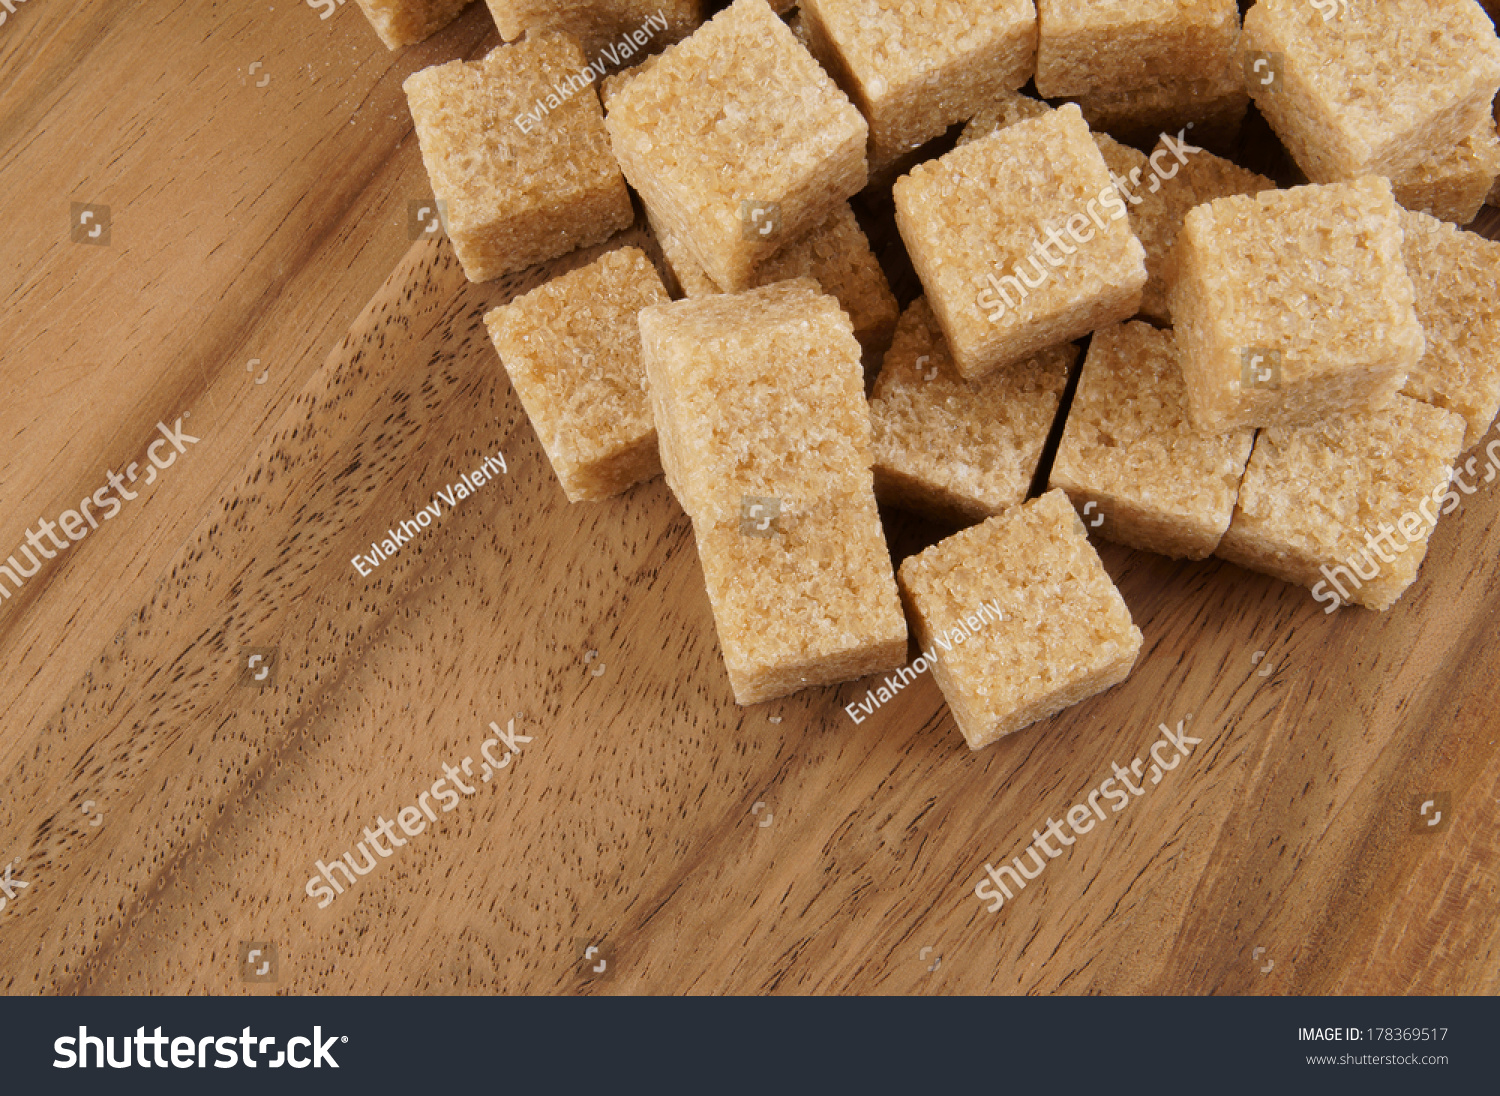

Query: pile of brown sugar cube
[374,0,1500,751]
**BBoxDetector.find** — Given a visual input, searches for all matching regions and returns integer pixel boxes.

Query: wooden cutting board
[1,0,1498,995]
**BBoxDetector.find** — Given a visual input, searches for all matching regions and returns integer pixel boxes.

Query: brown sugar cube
[1242,0,1500,181]
[1062,20,1248,155]
[1169,177,1426,434]
[958,88,1053,140]
[483,0,700,58]
[958,93,1152,219]
[484,247,668,502]
[1399,210,1500,451]
[403,35,634,284]
[1490,95,1500,206]
[894,105,1146,380]
[1090,136,1151,203]
[647,203,898,363]
[637,279,874,527]
[1216,396,1467,613]
[598,57,658,111]
[640,279,905,704]
[870,297,1075,524]
[798,0,1036,174]
[354,0,471,49]
[1479,0,1500,185]
[733,206,899,362]
[605,0,868,292]
[1128,137,1276,323]
[1073,65,1248,153]
[788,10,835,70]
[1490,100,1500,206]
[1035,0,1240,99]
[695,492,908,705]
[1049,322,1255,560]
[1389,117,1500,225]
[642,200,716,299]
[897,489,1143,749]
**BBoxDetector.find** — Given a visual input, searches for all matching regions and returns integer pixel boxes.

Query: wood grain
[2,1,1499,995]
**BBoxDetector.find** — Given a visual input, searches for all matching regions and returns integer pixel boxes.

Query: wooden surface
[2,1,1499,996]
